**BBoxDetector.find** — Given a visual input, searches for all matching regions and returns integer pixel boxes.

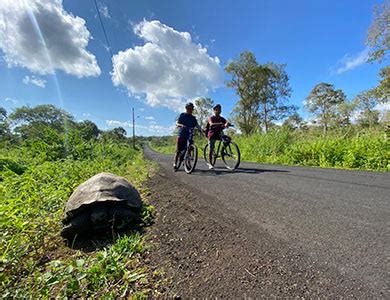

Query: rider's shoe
[207,163,214,170]
[173,163,178,171]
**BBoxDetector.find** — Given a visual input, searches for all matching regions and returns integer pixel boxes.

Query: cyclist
[205,104,230,169]
[173,102,202,171]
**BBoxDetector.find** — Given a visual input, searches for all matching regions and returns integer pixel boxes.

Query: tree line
[0,104,134,152]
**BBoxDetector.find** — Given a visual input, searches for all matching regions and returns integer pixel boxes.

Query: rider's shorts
[176,137,187,153]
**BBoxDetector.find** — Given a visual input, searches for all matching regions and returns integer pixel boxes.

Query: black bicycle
[203,125,240,170]
[175,128,198,174]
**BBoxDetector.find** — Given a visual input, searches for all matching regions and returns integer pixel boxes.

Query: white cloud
[106,119,175,135]
[111,20,223,112]
[334,48,369,74]
[4,97,19,104]
[106,120,133,128]
[375,102,390,112]
[0,0,100,77]
[98,3,110,19]
[375,102,390,120]
[145,116,154,120]
[22,75,46,88]
[82,112,91,117]
[148,124,176,135]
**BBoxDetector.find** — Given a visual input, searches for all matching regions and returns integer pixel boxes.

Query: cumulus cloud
[22,75,46,88]
[334,48,369,74]
[0,0,100,77]
[111,20,223,111]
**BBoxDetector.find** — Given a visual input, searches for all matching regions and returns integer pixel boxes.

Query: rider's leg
[173,138,180,167]
[174,137,186,169]
[208,139,216,167]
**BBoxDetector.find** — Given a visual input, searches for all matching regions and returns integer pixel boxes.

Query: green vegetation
[1,105,156,298]
[150,127,389,171]
[236,128,389,171]
[148,136,176,154]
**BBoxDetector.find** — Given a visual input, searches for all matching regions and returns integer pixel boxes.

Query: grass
[0,139,158,298]
[150,128,389,171]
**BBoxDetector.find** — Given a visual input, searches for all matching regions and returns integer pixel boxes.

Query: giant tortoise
[61,172,142,240]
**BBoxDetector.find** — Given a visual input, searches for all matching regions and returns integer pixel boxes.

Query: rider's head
[185,102,194,114]
[213,104,221,116]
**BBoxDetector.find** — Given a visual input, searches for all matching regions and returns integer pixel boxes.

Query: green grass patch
[1,139,157,298]
[150,129,389,171]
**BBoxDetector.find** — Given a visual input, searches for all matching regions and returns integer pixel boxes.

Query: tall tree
[194,97,214,129]
[366,0,389,63]
[305,83,347,134]
[225,51,269,135]
[258,63,294,133]
[0,106,10,139]
[370,66,390,102]
[365,2,389,104]
[282,112,304,130]
[334,100,358,127]
[9,104,74,138]
[354,90,380,128]
[76,120,100,140]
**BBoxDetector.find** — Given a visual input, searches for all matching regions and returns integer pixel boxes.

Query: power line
[93,0,114,59]
[92,0,137,141]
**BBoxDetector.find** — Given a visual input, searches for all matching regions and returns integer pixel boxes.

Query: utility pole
[132,107,135,149]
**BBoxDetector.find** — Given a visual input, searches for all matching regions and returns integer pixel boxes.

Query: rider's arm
[176,113,186,128]
[176,121,186,128]
[194,119,202,131]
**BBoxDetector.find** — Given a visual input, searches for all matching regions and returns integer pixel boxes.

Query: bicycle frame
[210,134,232,160]
[179,129,195,160]
[204,125,240,170]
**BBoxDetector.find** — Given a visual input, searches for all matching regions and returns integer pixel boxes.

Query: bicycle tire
[221,141,240,170]
[203,143,217,166]
[174,150,185,170]
[184,144,198,174]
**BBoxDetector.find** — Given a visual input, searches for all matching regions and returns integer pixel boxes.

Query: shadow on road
[189,167,289,176]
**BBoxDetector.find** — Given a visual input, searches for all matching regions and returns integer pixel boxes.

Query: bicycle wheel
[221,141,240,170]
[203,144,217,166]
[184,144,198,174]
[175,150,185,170]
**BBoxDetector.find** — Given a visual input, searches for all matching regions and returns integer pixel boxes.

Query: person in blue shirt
[173,102,202,171]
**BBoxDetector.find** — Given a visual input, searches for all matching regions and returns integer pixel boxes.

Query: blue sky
[0,0,387,136]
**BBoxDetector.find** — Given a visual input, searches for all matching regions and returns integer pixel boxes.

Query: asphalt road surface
[145,145,390,295]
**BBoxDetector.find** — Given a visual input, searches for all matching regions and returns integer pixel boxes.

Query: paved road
[145,145,390,294]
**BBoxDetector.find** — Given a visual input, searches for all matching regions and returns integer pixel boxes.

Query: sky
[0,0,387,136]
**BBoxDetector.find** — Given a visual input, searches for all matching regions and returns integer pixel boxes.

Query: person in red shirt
[205,104,230,169]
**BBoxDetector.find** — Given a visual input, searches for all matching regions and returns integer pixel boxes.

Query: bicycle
[174,128,198,174]
[203,125,240,170]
